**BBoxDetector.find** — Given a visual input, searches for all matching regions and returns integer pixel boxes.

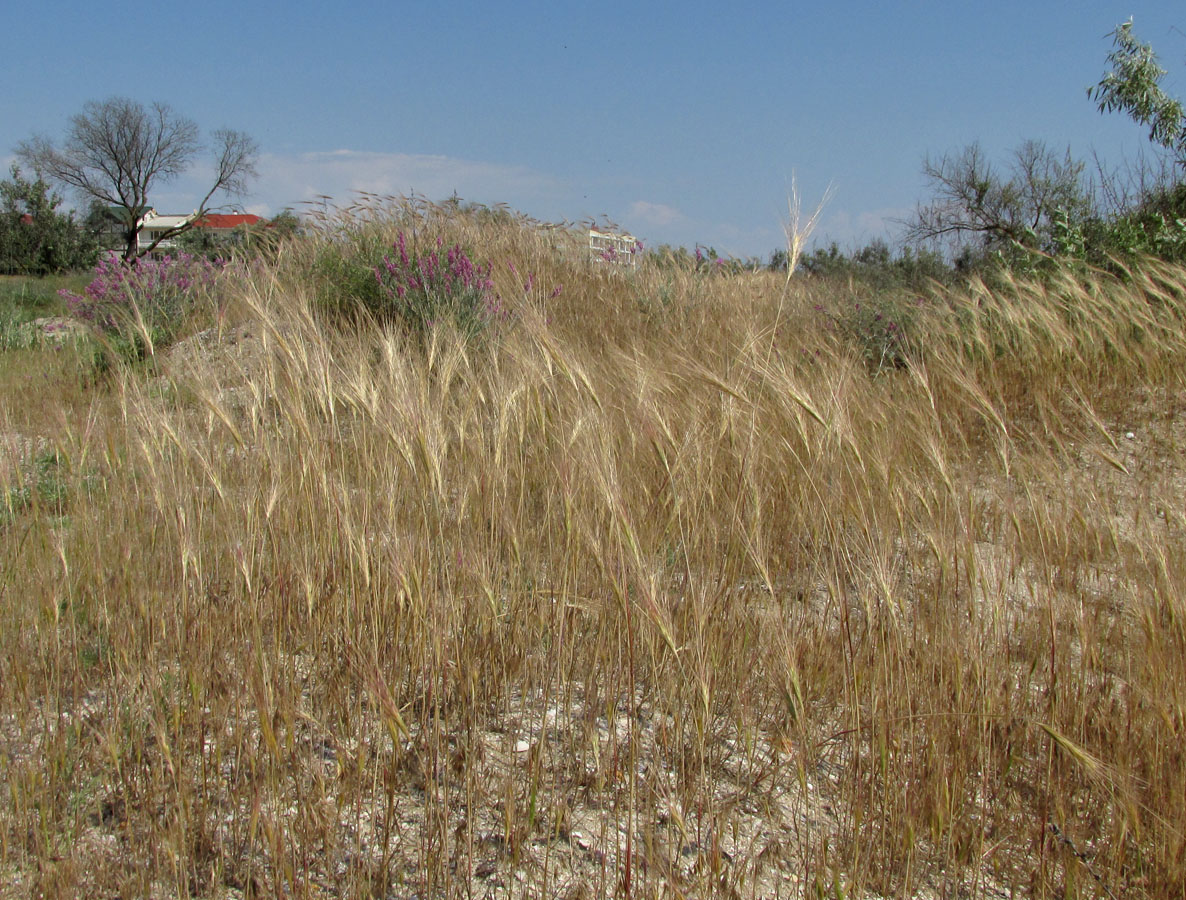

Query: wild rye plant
[2,200,1186,898]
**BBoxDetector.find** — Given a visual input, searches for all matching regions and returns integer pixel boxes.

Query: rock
[29,317,91,345]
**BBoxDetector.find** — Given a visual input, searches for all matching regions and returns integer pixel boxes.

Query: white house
[138,210,197,254]
[589,228,641,267]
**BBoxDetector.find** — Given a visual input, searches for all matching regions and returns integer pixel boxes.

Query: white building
[138,210,197,254]
[589,228,641,267]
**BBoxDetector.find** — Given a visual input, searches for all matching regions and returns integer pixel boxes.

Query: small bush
[816,290,924,373]
[1,449,72,527]
[371,232,506,337]
[59,253,224,359]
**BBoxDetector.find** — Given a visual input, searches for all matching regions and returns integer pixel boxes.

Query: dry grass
[2,201,1186,898]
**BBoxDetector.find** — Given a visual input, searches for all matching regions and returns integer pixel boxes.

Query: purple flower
[63,252,223,335]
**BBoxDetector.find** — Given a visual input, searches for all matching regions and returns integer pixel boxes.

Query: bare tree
[17,97,258,260]
[906,141,1093,262]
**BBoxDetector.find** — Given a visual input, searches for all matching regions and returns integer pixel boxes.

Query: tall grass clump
[2,196,1186,898]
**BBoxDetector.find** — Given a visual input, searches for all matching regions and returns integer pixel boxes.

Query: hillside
[2,205,1185,899]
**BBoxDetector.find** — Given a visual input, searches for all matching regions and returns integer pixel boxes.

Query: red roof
[193,213,264,229]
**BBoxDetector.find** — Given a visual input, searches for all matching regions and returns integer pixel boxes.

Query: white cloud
[143,149,567,220]
[816,205,913,248]
[628,200,686,227]
[252,149,565,214]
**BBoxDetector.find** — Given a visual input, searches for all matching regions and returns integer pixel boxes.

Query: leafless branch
[15,97,257,260]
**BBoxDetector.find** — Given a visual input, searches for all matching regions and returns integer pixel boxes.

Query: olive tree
[1090,20,1186,166]
[16,97,258,260]
[1082,21,1186,262]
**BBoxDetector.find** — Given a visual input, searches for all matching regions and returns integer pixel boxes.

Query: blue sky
[2,1,1184,258]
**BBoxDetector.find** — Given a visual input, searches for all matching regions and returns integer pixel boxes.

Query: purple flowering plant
[60,252,224,345]
[372,232,510,337]
[813,291,921,373]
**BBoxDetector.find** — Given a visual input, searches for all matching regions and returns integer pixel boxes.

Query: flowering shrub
[60,252,223,343]
[373,233,506,337]
[816,292,923,374]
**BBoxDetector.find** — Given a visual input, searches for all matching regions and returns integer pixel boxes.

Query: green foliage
[0,273,84,319]
[1,449,72,527]
[908,21,1186,274]
[1069,183,1186,266]
[267,210,303,241]
[800,239,951,290]
[310,226,394,323]
[0,166,98,275]
[174,225,232,260]
[816,289,925,374]
[649,243,697,270]
[0,273,90,352]
[1091,20,1186,165]
[176,211,303,261]
[1042,22,1186,269]
[310,220,530,343]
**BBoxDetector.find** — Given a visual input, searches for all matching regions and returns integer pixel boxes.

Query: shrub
[1090,184,1186,265]
[59,252,224,359]
[0,165,98,275]
[371,232,505,337]
[800,239,952,289]
[817,290,924,373]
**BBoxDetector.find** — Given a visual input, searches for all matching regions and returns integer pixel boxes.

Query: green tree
[1083,21,1186,263]
[799,239,950,288]
[1090,20,1186,166]
[0,165,97,275]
